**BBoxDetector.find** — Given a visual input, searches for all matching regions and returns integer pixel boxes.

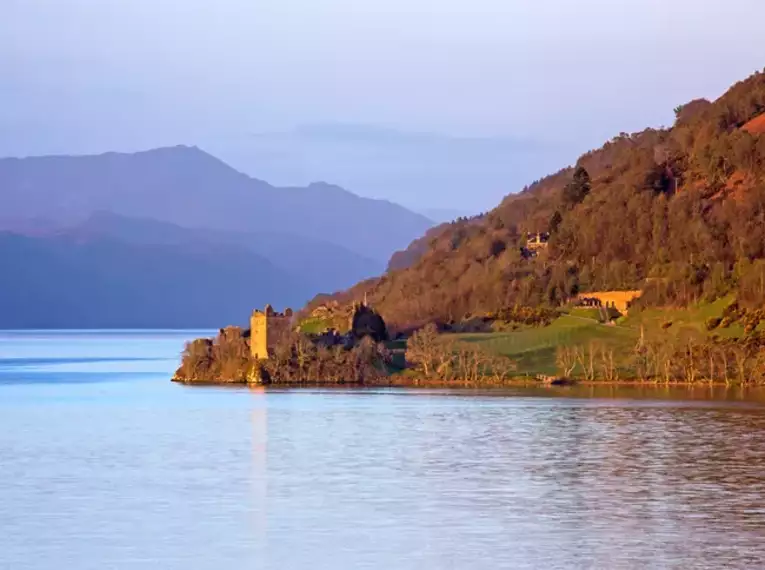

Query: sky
[2,0,765,210]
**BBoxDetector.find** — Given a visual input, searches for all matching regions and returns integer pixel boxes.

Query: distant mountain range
[0,145,433,261]
[211,123,573,215]
[0,146,434,328]
[0,230,300,329]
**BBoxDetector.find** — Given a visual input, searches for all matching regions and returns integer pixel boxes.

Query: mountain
[0,146,433,328]
[306,70,765,331]
[70,212,381,296]
[0,212,382,328]
[0,231,306,329]
[0,145,433,264]
[212,124,574,215]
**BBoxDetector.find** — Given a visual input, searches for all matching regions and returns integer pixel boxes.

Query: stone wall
[576,291,642,313]
[250,305,293,360]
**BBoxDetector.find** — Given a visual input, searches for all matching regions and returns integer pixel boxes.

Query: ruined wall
[577,291,642,313]
[266,315,292,350]
[250,306,293,360]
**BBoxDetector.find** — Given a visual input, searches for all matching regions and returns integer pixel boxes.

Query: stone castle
[249,305,294,360]
[249,300,388,360]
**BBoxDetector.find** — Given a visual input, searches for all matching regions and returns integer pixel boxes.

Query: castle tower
[250,310,269,360]
[250,305,293,360]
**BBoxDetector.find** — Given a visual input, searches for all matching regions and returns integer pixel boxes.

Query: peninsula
[176,70,765,387]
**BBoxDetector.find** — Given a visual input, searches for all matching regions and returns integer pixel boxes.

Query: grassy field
[567,307,603,321]
[297,317,331,335]
[298,315,351,335]
[455,298,745,377]
[457,314,639,376]
[619,296,747,338]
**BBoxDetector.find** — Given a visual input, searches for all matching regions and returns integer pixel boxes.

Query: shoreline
[173,375,765,389]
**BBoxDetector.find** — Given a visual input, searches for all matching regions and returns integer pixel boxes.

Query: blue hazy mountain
[0,146,433,327]
[0,145,433,263]
[72,211,382,296]
[0,230,303,329]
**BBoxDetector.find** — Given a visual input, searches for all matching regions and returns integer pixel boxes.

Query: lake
[2,331,765,569]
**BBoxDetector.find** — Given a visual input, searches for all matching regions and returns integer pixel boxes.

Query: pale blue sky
[2,0,765,209]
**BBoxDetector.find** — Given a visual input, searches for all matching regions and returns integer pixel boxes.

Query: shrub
[176,338,214,381]
[706,317,722,331]
[722,301,741,319]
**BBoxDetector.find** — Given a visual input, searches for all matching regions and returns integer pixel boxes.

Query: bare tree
[556,346,577,378]
[599,347,619,382]
[576,342,598,381]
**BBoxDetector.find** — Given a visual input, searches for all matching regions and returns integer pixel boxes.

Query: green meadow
[453,298,745,377]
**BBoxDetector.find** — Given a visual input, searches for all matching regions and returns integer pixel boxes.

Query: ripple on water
[1,332,765,569]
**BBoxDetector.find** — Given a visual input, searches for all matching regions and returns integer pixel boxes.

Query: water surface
[2,331,765,569]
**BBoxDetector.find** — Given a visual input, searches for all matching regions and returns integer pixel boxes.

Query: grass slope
[455,298,744,378]
[457,315,638,376]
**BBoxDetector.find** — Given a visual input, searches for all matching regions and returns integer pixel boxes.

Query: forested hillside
[386,215,485,272]
[308,69,765,331]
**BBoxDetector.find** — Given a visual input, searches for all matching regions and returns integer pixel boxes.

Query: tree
[351,304,388,342]
[549,210,563,234]
[406,324,440,377]
[674,98,712,124]
[562,166,591,207]
[556,346,577,378]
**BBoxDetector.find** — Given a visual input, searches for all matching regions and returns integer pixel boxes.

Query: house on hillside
[521,232,550,259]
[526,232,550,249]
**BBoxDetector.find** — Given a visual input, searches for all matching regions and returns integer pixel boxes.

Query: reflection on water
[1,332,765,569]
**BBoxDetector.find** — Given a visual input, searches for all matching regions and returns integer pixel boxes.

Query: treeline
[406,324,516,383]
[307,69,765,331]
[557,334,765,385]
[445,305,558,333]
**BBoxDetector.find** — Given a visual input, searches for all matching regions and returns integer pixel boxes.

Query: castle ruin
[575,291,642,314]
[250,305,294,360]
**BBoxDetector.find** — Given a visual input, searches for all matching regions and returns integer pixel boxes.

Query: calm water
[3,331,765,569]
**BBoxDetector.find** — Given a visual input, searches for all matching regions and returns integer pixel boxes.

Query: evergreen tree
[562,166,591,207]
[549,210,563,234]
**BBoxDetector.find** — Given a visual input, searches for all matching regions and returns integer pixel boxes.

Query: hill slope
[309,69,765,330]
[70,212,381,296]
[0,232,308,329]
[386,215,485,272]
